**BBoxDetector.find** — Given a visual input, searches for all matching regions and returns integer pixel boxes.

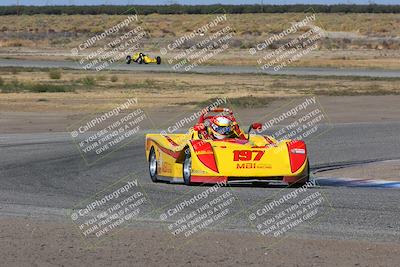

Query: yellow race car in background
[145,108,309,186]
[126,52,161,64]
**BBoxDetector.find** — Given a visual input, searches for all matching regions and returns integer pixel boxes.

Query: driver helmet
[210,116,233,139]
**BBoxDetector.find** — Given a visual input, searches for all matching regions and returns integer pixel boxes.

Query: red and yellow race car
[126,52,161,64]
[145,108,309,186]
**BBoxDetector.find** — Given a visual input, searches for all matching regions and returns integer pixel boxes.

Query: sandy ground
[1,95,400,134]
[1,216,399,267]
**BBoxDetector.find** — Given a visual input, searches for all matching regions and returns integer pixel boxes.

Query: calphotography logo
[76,15,138,53]
[69,174,153,246]
[256,96,332,144]
[160,11,236,72]
[155,182,241,243]
[250,12,326,72]
[246,180,332,247]
[160,97,227,136]
[70,10,149,71]
[67,98,153,165]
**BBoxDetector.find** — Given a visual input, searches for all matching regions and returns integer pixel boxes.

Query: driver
[133,52,145,63]
[208,116,236,140]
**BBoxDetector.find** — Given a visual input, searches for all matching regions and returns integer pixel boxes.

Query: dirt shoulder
[1,216,399,267]
[1,68,399,134]
[1,95,400,134]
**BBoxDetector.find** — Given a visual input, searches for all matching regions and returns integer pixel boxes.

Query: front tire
[149,147,158,182]
[156,56,161,64]
[126,55,131,64]
[183,150,192,185]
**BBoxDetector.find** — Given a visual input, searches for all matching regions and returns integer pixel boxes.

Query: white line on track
[315,177,400,188]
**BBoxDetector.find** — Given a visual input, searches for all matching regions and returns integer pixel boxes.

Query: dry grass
[1,13,399,51]
[0,67,399,112]
[0,13,399,37]
[0,13,399,69]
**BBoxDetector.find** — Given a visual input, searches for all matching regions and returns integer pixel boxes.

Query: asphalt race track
[1,58,400,77]
[1,122,399,243]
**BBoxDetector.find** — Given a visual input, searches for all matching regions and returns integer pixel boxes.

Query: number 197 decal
[233,150,265,161]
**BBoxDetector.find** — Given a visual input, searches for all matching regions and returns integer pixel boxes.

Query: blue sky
[0,1,398,6]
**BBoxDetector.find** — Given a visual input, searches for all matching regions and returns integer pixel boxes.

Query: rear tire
[183,150,192,185]
[156,56,161,64]
[126,55,131,64]
[149,147,158,182]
